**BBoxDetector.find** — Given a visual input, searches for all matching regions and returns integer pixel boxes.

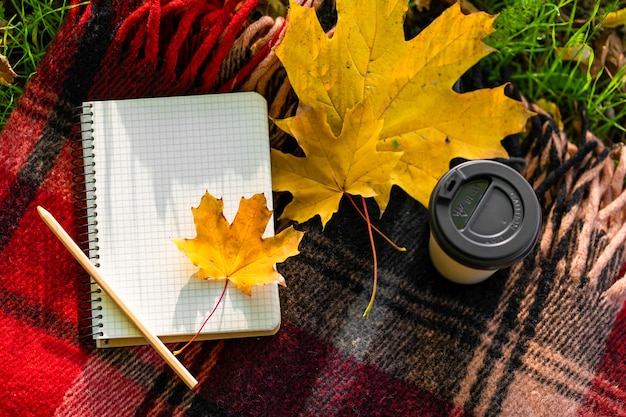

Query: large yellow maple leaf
[173,192,304,296]
[272,0,533,222]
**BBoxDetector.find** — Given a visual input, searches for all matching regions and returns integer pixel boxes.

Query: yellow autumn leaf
[272,0,532,221]
[601,7,626,28]
[173,192,304,296]
[272,102,402,226]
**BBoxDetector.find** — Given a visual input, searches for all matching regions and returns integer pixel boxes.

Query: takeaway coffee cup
[428,160,541,284]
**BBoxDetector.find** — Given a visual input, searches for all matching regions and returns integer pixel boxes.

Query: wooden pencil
[37,206,198,390]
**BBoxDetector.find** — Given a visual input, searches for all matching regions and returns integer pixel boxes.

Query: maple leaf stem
[173,279,229,356]
[344,194,406,252]
[361,196,378,319]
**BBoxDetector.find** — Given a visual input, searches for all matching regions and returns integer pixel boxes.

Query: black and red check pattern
[1,1,625,416]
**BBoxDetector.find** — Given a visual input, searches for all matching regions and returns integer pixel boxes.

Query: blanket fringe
[101,0,271,94]
[218,15,285,92]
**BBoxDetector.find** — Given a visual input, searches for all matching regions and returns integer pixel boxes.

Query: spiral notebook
[76,92,280,347]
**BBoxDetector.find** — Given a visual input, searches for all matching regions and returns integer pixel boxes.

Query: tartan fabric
[1,1,625,416]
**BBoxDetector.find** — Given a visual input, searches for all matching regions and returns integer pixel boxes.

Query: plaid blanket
[1,1,625,416]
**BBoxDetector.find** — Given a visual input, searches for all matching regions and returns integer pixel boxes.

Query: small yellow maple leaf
[273,0,533,222]
[173,192,304,296]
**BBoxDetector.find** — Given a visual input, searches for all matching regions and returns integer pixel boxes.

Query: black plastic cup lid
[428,160,541,270]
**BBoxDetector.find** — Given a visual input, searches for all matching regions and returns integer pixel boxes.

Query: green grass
[0,0,82,130]
[478,0,626,142]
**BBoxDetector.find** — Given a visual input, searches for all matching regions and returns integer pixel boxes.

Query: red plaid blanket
[1,1,625,416]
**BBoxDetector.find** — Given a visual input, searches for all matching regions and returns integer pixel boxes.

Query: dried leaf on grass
[590,31,626,81]
[0,54,17,85]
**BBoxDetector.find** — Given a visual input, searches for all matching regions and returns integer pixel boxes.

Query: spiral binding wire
[72,103,104,340]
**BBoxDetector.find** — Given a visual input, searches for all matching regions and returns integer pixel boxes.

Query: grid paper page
[83,93,280,344]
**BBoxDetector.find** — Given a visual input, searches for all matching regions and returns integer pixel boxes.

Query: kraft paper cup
[428,160,541,284]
